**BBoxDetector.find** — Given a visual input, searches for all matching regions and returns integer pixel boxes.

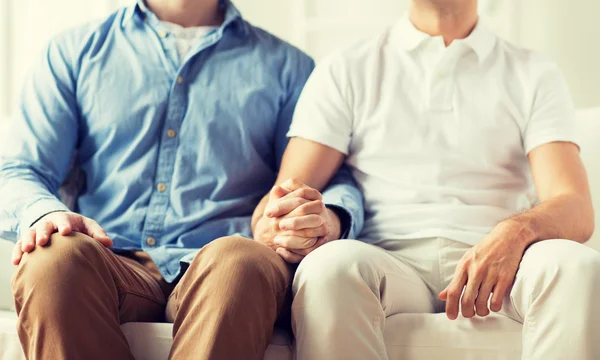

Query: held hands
[254,178,341,263]
[439,220,529,320]
[12,211,112,266]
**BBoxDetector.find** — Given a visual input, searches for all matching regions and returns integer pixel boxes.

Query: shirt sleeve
[523,64,578,154]
[286,53,354,155]
[284,53,364,239]
[275,52,364,239]
[0,38,79,241]
[274,54,315,169]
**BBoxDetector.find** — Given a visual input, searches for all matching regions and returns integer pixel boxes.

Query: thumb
[270,185,289,200]
[438,288,448,301]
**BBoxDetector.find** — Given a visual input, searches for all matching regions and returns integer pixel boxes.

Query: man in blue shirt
[0,0,363,359]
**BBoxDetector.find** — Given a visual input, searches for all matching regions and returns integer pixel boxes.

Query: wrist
[498,218,537,248]
[325,207,343,240]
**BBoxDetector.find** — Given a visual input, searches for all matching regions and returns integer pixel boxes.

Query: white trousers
[291,238,600,360]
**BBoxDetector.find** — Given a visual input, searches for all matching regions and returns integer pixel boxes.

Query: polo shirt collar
[394,12,496,64]
[456,18,496,64]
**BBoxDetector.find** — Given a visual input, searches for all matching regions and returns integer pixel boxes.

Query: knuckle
[297,229,309,238]
[459,259,471,269]
[499,273,515,283]
[295,206,307,216]
[475,296,488,305]
[305,237,317,247]
[472,268,485,279]
[315,215,325,226]
[270,220,280,233]
[298,188,310,198]
[447,289,461,298]
[318,224,328,235]
[476,300,488,310]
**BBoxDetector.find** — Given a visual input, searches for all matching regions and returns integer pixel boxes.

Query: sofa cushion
[0,240,14,312]
[0,310,292,360]
[0,309,522,360]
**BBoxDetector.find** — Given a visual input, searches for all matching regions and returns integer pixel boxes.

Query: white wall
[1,0,599,120]
[517,0,600,108]
[5,0,119,116]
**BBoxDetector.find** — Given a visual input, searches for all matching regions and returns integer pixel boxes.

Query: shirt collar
[122,0,249,36]
[455,18,496,63]
[393,13,496,64]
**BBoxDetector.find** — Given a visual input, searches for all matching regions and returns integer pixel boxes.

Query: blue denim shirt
[0,1,364,282]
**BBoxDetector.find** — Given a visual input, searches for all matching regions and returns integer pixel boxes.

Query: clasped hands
[254,178,341,263]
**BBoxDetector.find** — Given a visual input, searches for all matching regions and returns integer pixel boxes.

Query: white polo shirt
[288,14,578,245]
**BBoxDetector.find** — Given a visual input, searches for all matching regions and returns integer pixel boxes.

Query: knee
[522,240,600,287]
[12,232,104,301]
[190,236,291,294]
[293,240,379,295]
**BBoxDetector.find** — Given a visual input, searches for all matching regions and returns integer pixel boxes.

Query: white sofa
[1,108,600,359]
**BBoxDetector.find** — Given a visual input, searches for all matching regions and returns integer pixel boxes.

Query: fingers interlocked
[264,179,331,263]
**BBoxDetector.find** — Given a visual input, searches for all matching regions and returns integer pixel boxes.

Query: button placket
[427,63,455,111]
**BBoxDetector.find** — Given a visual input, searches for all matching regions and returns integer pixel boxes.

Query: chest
[74,34,281,164]
[349,53,529,173]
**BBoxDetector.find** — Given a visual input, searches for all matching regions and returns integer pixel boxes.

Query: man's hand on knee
[12,211,112,266]
[438,220,527,320]
[254,178,341,263]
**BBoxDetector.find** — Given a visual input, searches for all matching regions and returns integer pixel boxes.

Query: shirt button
[177,76,183,84]
[158,30,168,38]
[146,237,156,247]
[157,183,167,192]
[167,129,176,138]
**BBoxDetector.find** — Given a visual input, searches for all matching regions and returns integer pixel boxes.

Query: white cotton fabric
[291,238,600,360]
[159,21,216,61]
[288,14,578,245]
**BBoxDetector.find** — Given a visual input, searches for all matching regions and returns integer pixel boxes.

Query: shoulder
[314,25,394,83]
[45,8,128,72]
[495,38,563,86]
[245,24,315,79]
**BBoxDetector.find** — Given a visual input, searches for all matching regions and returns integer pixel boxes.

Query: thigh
[165,236,294,323]
[295,240,436,316]
[13,232,167,323]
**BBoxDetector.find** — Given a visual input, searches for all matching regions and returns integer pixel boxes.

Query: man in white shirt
[251,0,600,359]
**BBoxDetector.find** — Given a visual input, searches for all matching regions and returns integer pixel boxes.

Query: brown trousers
[11,233,293,360]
